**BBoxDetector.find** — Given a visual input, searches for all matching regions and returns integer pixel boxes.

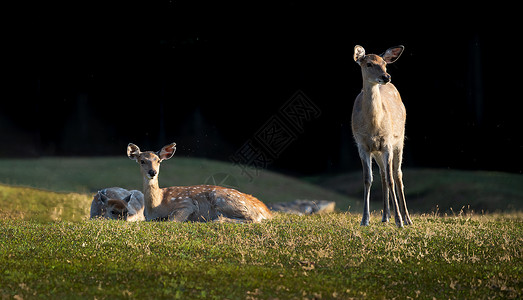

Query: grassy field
[1,213,522,299]
[0,157,522,299]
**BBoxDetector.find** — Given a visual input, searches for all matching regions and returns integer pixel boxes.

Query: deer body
[352,45,412,227]
[352,83,405,152]
[128,143,272,222]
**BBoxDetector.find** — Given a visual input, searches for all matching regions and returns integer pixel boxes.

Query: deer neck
[143,176,164,217]
[362,81,385,128]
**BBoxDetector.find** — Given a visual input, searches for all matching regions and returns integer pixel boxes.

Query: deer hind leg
[393,148,412,225]
[211,191,251,222]
[381,149,404,228]
[358,149,373,226]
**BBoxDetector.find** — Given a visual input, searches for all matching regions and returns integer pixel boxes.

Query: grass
[1,213,522,299]
[0,185,91,222]
[0,157,522,298]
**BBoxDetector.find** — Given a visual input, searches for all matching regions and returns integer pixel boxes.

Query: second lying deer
[127,142,273,222]
[90,187,145,221]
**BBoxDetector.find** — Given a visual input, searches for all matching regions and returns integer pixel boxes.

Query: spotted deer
[127,142,272,222]
[352,45,412,227]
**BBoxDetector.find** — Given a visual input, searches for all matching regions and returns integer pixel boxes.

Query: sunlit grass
[0,184,91,222]
[1,157,522,298]
[1,213,521,299]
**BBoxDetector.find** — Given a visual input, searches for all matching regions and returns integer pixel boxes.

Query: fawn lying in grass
[90,187,145,221]
[127,142,272,223]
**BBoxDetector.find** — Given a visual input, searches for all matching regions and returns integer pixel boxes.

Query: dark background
[1,1,521,175]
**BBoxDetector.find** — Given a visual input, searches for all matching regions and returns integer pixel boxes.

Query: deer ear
[381,45,404,64]
[158,142,177,161]
[354,45,365,64]
[98,192,109,204]
[123,194,132,203]
[127,143,141,161]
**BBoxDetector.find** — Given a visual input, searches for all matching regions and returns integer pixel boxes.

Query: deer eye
[140,160,145,164]
[366,63,372,67]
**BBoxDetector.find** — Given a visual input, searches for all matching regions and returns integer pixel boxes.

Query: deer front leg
[169,200,197,222]
[359,150,373,226]
[170,207,195,222]
[375,157,391,223]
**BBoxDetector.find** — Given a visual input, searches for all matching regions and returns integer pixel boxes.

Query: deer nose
[381,74,391,83]
[148,169,157,177]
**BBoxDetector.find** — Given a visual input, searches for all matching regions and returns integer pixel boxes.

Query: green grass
[1,213,522,299]
[1,157,522,298]
[0,185,91,222]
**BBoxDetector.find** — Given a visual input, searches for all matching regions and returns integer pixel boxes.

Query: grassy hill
[0,157,522,222]
[307,168,523,214]
[0,185,91,222]
[0,157,355,222]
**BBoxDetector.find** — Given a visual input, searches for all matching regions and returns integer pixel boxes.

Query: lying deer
[90,187,145,221]
[352,45,413,227]
[127,142,272,222]
[91,186,335,221]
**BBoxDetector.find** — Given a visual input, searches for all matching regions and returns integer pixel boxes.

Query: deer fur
[90,187,145,221]
[91,186,335,221]
[127,142,272,223]
[352,45,412,227]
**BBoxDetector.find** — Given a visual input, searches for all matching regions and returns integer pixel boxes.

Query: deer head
[98,192,144,221]
[353,45,404,85]
[127,142,177,181]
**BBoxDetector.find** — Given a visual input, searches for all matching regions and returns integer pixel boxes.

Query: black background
[1,1,521,175]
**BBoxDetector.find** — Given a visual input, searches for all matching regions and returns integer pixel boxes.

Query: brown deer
[352,45,412,227]
[127,142,272,222]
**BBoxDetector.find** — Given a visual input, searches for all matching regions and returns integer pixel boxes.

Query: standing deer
[351,45,412,227]
[127,142,272,222]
